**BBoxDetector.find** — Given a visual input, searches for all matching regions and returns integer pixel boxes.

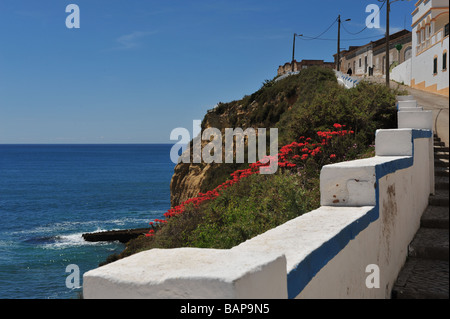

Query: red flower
[154,124,356,226]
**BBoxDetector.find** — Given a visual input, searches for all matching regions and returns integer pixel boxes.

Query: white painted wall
[391,58,412,86]
[83,248,288,299]
[83,104,433,299]
[412,36,449,92]
[335,70,360,89]
[298,133,432,298]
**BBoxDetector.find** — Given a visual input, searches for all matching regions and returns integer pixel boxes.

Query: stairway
[392,135,449,299]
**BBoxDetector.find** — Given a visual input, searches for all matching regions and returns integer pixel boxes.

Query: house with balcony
[411,0,449,96]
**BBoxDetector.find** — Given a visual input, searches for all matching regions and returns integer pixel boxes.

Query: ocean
[0,144,175,299]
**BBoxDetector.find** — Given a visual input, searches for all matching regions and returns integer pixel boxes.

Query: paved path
[360,77,449,147]
[392,135,449,299]
[400,86,449,148]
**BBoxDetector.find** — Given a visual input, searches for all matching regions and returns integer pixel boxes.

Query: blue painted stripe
[287,206,377,298]
[286,129,432,298]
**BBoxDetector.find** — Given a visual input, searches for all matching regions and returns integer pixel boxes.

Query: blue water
[0,144,175,299]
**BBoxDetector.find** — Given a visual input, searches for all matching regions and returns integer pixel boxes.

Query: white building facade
[411,0,449,96]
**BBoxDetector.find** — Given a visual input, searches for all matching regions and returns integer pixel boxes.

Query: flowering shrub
[145,124,355,237]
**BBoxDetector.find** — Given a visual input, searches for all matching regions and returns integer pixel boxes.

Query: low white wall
[83,248,288,299]
[335,70,360,89]
[391,58,412,86]
[83,102,433,299]
[298,130,432,298]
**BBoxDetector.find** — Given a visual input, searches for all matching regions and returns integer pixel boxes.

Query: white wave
[11,216,154,237]
[41,232,114,249]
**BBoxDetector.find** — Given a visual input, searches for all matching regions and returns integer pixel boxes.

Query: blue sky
[0,0,416,144]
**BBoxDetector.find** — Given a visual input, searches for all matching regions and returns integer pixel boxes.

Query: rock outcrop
[82,228,151,244]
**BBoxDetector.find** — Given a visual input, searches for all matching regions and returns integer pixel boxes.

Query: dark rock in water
[82,228,150,244]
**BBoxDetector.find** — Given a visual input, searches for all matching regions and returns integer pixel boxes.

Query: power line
[300,17,338,41]
[299,1,387,42]
[299,34,386,42]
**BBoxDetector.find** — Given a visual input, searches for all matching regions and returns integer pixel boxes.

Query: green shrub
[107,68,402,262]
[188,172,319,249]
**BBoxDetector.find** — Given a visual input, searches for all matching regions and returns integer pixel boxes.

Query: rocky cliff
[169,100,252,207]
[168,67,398,208]
[169,69,316,207]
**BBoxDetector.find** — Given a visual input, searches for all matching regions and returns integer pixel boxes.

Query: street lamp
[292,33,303,72]
[337,15,351,72]
[378,0,411,87]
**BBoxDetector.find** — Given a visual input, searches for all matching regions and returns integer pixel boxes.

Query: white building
[411,0,449,96]
[336,30,412,78]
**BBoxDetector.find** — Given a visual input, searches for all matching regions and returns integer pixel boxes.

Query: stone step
[435,175,449,190]
[435,141,446,147]
[408,228,449,261]
[421,206,449,229]
[435,152,450,160]
[436,181,449,190]
[435,158,449,168]
[392,258,449,299]
[434,146,450,153]
[435,167,449,177]
[429,190,449,206]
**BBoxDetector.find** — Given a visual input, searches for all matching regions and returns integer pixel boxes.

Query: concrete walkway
[360,77,449,147]
[392,134,449,299]
[400,86,449,148]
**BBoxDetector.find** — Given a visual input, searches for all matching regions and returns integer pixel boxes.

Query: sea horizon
[0,144,175,298]
[0,143,176,145]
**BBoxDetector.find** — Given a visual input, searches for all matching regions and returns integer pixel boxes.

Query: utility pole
[337,15,351,72]
[379,0,411,87]
[385,0,391,87]
[292,33,297,72]
[291,33,303,73]
[337,15,341,72]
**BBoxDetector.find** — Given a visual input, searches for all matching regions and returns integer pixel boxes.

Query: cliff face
[170,100,251,207]
[169,67,341,208]
[169,75,300,208]
[170,162,212,208]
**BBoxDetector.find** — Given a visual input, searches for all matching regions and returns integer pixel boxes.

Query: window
[433,57,438,75]
[445,24,449,37]
[443,52,448,71]
[359,58,362,67]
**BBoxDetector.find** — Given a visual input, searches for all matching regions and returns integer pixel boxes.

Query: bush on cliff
[106,68,405,262]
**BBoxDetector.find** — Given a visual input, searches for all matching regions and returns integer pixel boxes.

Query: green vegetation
[104,67,407,264]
